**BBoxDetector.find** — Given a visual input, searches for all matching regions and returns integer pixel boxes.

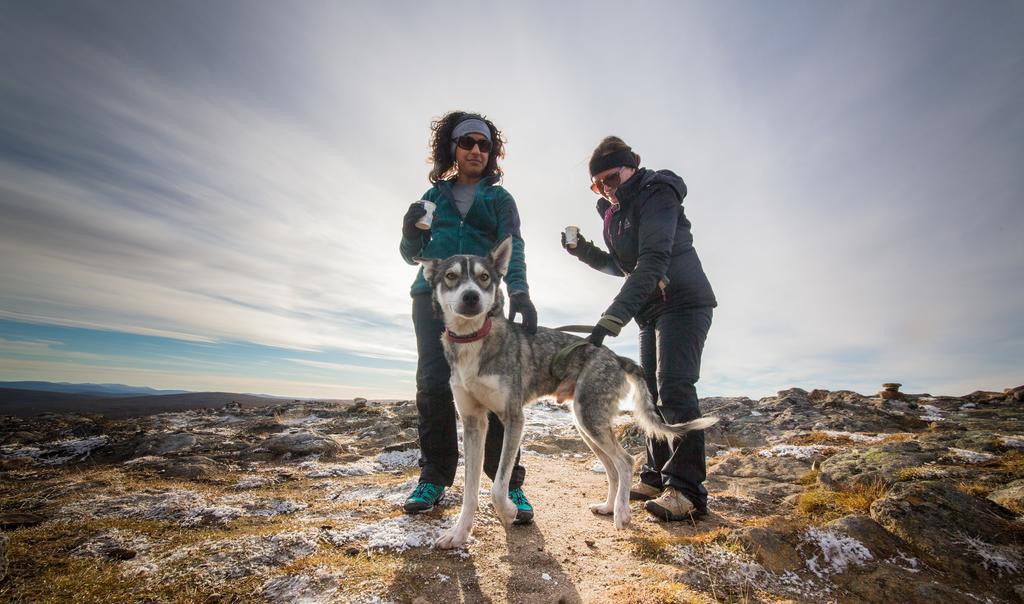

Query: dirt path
[371,453,729,603]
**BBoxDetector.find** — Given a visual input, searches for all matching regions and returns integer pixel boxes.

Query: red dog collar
[445,318,492,344]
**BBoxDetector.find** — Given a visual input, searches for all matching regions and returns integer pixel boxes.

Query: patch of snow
[1,435,107,465]
[234,475,277,490]
[64,488,305,526]
[885,550,921,573]
[750,410,763,416]
[920,404,945,422]
[674,543,766,587]
[303,449,419,478]
[960,403,977,410]
[956,533,1023,576]
[948,448,995,464]
[375,449,420,470]
[326,515,455,552]
[261,569,342,604]
[759,444,834,460]
[523,400,575,437]
[999,435,1024,450]
[542,572,552,581]
[133,531,319,586]
[331,478,418,504]
[801,527,873,577]
[821,430,886,443]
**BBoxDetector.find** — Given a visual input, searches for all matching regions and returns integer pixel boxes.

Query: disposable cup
[564,225,579,248]
[416,200,436,230]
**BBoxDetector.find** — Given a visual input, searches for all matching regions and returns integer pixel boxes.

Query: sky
[0,1,1022,400]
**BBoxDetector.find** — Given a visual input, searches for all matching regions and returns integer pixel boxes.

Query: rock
[222,401,242,413]
[879,383,906,401]
[133,432,198,456]
[729,526,801,573]
[706,452,815,502]
[0,511,47,530]
[827,515,907,562]
[988,479,1024,514]
[1005,385,1024,402]
[124,455,224,480]
[818,440,943,489]
[870,480,1020,581]
[261,430,341,457]
[808,389,830,402]
[383,440,417,453]
[0,533,7,581]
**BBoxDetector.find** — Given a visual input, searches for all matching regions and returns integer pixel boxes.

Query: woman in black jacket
[563,136,717,521]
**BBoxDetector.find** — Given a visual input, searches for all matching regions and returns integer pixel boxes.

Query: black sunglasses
[590,167,624,194]
[454,135,492,154]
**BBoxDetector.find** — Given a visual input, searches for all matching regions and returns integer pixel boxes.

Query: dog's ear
[488,236,513,278]
[413,257,440,282]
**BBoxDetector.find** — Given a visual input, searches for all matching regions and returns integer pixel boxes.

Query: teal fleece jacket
[399,176,529,296]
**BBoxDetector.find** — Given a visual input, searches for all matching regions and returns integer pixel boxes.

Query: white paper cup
[416,200,436,230]
[564,225,579,248]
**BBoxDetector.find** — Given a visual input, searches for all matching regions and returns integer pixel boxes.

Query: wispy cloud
[0,2,1021,398]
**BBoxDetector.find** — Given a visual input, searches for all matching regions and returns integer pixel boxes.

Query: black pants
[637,306,713,511]
[412,293,525,489]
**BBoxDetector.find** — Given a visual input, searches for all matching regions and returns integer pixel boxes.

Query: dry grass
[957,481,996,498]
[980,450,1024,481]
[0,517,230,604]
[795,480,888,522]
[629,534,679,563]
[607,580,714,604]
[789,431,854,446]
[878,433,915,444]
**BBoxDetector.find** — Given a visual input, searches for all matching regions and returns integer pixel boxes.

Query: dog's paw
[493,496,518,525]
[589,502,614,516]
[435,528,469,549]
[613,508,632,529]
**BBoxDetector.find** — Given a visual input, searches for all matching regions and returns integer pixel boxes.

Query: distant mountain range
[0,381,191,397]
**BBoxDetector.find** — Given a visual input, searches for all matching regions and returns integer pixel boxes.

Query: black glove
[508,292,538,335]
[586,314,625,347]
[586,324,614,347]
[560,231,590,257]
[402,202,428,240]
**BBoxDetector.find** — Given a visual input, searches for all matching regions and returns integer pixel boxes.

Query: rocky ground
[1,385,1022,603]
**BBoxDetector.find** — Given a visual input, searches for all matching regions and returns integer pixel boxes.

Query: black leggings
[637,306,713,511]
[411,292,525,488]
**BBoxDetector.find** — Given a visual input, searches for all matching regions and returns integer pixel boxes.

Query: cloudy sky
[1,1,1021,399]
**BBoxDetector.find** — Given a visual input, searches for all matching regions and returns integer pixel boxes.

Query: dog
[415,236,717,549]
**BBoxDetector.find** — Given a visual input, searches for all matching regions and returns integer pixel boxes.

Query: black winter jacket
[574,167,717,325]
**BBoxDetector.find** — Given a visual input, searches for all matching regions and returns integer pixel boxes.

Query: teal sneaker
[509,486,534,525]
[403,482,445,514]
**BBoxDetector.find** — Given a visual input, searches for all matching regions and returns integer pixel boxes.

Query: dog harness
[549,325,595,380]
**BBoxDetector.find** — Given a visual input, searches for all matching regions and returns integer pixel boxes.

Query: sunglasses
[454,135,492,154]
[590,167,624,194]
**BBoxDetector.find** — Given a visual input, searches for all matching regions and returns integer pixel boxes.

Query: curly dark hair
[427,111,506,184]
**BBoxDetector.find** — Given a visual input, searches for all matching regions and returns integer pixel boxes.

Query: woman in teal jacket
[398,112,537,523]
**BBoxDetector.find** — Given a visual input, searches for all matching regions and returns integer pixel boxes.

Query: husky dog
[415,236,717,549]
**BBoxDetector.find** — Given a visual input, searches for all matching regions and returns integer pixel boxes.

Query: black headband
[589,149,638,176]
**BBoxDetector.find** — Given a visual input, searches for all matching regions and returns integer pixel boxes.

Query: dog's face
[416,236,512,321]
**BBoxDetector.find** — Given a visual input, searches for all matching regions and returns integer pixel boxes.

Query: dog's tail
[617,355,719,441]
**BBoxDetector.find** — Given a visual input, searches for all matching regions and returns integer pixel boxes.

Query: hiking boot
[403,482,445,513]
[508,486,534,525]
[644,487,708,521]
[629,481,662,501]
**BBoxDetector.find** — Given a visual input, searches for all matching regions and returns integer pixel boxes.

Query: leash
[551,324,593,334]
